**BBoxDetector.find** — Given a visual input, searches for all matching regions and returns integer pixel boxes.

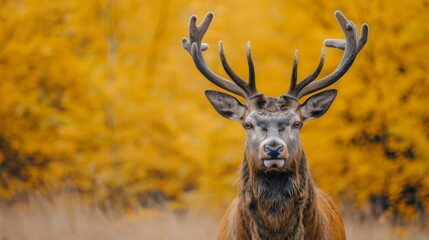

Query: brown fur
[217,148,345,240]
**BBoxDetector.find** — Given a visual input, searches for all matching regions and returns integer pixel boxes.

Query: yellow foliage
[0,0,428,222]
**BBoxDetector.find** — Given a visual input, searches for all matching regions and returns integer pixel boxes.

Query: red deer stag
[182,11,368,240]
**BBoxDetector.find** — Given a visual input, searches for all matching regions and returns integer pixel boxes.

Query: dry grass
[344,216,427,240]
[0,196,427,240]
[0,196,218,240]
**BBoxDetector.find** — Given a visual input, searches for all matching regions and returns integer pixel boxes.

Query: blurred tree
[0,0,428,222]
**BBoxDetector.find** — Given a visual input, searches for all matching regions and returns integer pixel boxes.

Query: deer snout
[259,138,288,168]
[265,145,283,159]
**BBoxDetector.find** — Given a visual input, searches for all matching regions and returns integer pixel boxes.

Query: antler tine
[286,48,325,98]
[182,12,248,98]
[287,50,299,96]
[294,48,325,94]
[219,41,251,96]
[247,42,258,97]
[296,11,369,99]
[357,23,369,52]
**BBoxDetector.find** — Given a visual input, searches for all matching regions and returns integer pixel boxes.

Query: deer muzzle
[259,138,288,169]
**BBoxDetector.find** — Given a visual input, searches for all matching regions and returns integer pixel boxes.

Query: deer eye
[244,122,254,129]
[292,121,301,129]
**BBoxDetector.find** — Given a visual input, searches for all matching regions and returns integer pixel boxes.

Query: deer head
[182,11,368,174]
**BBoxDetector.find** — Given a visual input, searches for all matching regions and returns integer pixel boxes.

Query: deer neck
[238,152,317,240]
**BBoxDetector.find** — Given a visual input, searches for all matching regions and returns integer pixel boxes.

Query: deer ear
[205,90,246,122]
[300,89,337,121]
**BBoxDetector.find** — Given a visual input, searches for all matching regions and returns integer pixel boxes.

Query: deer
[182,11,368,240]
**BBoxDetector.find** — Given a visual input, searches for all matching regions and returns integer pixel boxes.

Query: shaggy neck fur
[238,150,320,240]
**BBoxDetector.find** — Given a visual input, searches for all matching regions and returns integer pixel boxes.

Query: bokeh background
[0,0,428,238]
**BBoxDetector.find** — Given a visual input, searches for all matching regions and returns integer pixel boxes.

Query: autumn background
[0,0,428,239]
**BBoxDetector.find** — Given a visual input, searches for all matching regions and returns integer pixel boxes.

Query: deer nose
[259,138,287,160]
[265,145,283,159]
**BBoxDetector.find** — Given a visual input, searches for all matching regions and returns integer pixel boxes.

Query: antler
[182,12,258,99]
[286,11,369,99]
